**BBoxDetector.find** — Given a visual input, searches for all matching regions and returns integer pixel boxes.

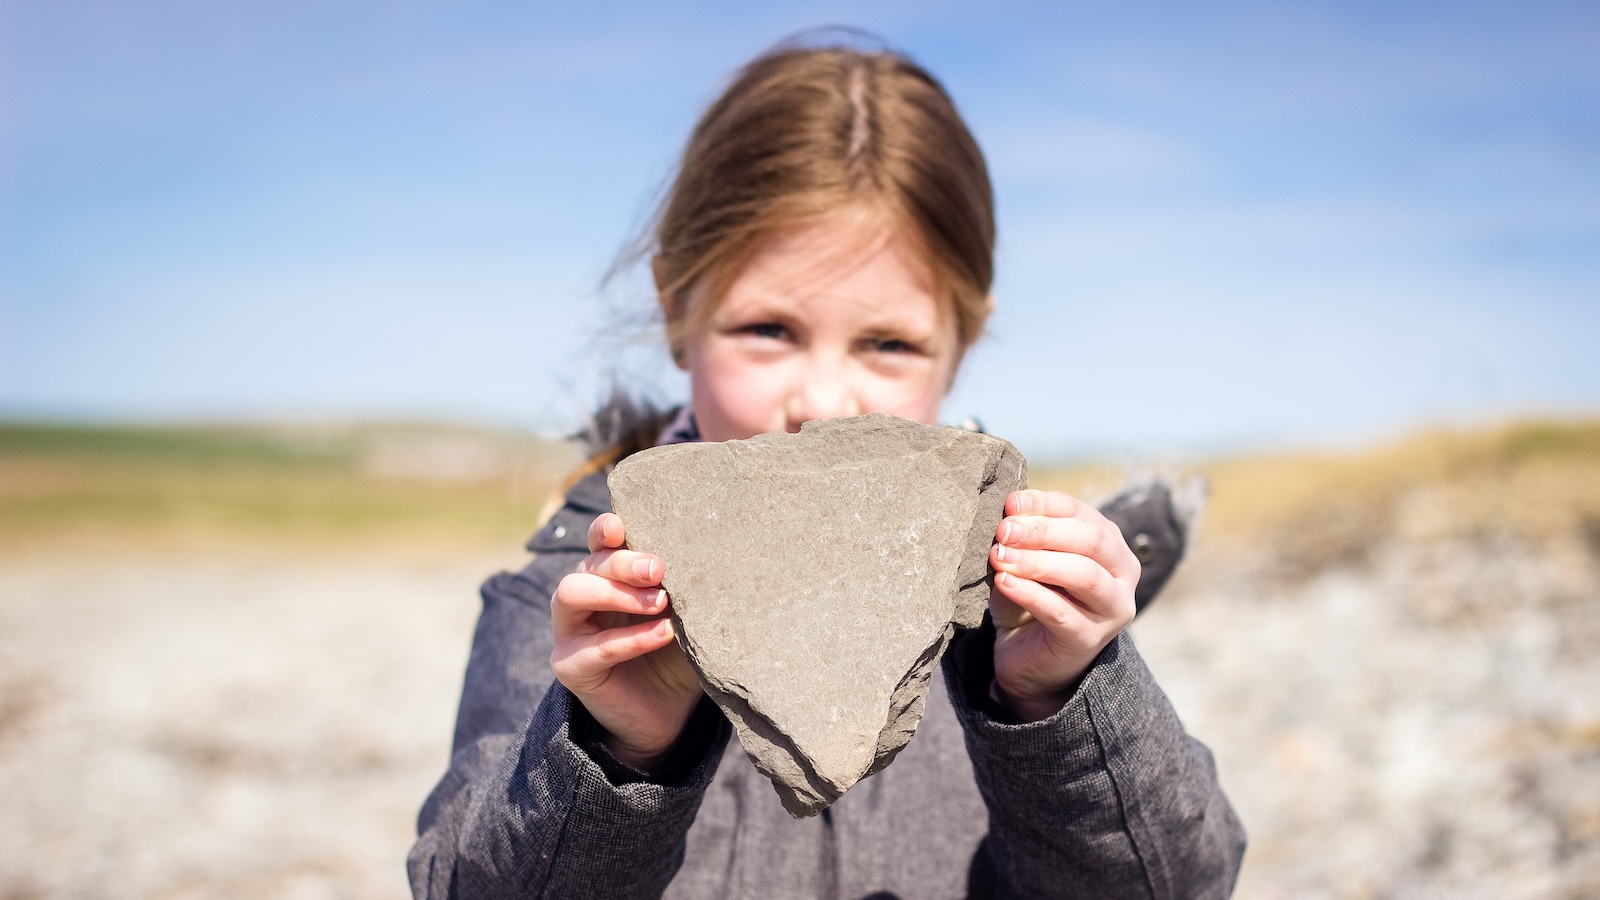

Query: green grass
[0,423,351,468]
[0,422,579,551]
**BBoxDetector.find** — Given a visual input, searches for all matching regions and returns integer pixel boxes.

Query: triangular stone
[608,413,1028,816]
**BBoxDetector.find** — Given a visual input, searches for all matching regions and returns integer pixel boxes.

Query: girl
[410,39,1244,899]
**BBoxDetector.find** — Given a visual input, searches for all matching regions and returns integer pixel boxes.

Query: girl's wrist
[602,734,671,773]
[989,676,1077,723]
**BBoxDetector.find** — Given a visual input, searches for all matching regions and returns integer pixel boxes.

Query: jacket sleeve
[406,510,732,899]
[943,623,1246,900]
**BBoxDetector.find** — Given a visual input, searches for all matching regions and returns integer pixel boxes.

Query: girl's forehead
[726,218,936,304]
[751,211,915,275]
[718,238,942,330]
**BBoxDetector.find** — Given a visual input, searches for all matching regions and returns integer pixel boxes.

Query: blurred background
[1,1,1596,898]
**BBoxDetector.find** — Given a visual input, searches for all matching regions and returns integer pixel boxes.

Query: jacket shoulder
[524,470,614,555]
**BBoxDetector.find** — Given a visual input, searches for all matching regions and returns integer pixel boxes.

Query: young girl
[410,40,1244,899]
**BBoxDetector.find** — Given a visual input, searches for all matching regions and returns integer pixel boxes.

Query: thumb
[988,575,1035,630]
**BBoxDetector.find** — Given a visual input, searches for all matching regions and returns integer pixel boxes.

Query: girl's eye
[869,337,917,354]
[743,323,789,340]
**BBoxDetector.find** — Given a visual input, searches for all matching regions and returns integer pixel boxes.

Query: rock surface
[608,413,1027,816]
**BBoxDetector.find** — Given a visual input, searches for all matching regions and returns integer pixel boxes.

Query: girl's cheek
[690,349,795,441]
[883,390,944,425]
[858,369,946,425]
[689,341,950,438]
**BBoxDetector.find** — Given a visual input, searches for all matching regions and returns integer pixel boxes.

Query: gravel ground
[0,550,497,900]
[1139,525,1600,899]
[1,527,1596,898]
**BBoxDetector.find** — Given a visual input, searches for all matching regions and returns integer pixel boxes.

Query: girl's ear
[942,294,996,395]
[651,255,671,317]
[653,256,689,370]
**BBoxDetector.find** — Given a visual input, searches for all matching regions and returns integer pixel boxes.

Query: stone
[608,413,1028,816]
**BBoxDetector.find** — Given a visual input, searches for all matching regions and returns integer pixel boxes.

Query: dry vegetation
[1037,420,1600,568]
[1,419,1597,898]
[1192,421,1600,579]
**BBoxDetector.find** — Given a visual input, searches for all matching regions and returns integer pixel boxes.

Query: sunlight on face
[680,212,960,443]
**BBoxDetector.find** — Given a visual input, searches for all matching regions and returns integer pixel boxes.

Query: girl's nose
[784,361,862,432]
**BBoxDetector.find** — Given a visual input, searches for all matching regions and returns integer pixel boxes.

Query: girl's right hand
[550,512,704,771]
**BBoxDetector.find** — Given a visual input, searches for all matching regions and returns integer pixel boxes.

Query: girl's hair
[654,39,995,358]
[568,36,995,485]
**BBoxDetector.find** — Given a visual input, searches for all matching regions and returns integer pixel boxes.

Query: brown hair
[567,38,996,488]
[653,40,996,357]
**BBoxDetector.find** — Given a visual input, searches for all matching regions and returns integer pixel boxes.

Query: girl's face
[677,213,962,443]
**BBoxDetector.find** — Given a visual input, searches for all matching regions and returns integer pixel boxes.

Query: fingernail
[653,588,668,609]
[634,558,655,581]
[995,544,1010,563]
[999,520,1013,544]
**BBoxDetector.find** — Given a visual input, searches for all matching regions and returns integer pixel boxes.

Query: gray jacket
[408,471,1245,898]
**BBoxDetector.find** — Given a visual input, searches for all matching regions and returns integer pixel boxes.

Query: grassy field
[0,422,579,554]
[8,417,1597,556]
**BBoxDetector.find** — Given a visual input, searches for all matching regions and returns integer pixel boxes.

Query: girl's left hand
[987,489,1141,721]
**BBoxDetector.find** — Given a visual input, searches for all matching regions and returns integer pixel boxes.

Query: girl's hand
[550,513,704,770]
[987,489,1141,721]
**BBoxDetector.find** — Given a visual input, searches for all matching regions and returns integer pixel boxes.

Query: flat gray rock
[609,413,1027,816]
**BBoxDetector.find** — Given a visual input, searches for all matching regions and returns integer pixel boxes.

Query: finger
[588,513,627,553]
[578,547,663,587]
[998,515,1138,580]
[992,570,1100,638]
[552,572,668,635]
[991,544,1123,621]
[1005,489,1091,520]
[552,617,677,688]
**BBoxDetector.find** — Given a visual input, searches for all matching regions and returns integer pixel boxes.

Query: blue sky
[2,1,1596,458]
